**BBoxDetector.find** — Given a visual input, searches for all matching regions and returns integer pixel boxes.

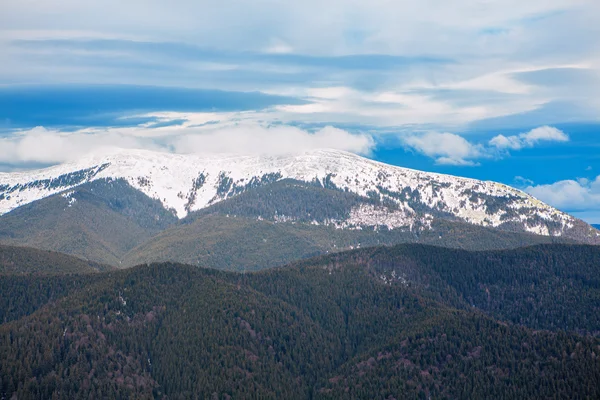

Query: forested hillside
[0,244,112,275]
[293,244,600,334]
[1,244,600,399]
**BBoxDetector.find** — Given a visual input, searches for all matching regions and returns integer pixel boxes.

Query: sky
[1,0,600,222]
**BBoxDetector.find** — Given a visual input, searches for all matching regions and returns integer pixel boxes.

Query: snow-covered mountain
[0,148,598,243]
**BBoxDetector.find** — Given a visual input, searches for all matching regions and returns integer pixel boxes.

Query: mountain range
[1,149,600,399]
[1,149,598,269]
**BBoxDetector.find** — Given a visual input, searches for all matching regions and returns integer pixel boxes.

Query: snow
[61,191,77,207]
[0,148,584,237]
[335,204,421,230]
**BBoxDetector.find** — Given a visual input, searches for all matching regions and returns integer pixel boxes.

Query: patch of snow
[335,204,417,230]
[118,293,127,306]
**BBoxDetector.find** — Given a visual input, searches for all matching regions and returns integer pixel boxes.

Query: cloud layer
[2,0,597,57]
[0,122,375,166]
[526,177,600,211]
[0,116,570,169]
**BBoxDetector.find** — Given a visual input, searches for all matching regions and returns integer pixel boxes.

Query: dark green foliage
[0,273,105,323]
[188,179,376,223]
[1,244,600,399]
[183,172,207,212]
[0,245,113,324]
[378,185,454,218]
[463,189,521,216]
[214,172,283,200]
[316,314,600,399]
[216,172,234,197]
[0,244,112,275]
[298,243,600,334]
[320,173,339,190]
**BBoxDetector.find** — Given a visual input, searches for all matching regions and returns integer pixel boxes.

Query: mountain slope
[1,149,598,244]
[0,179,177,265]
[123,212,568,271]
[0,244,113,275]
[121,179,574,270]
[1,245,600,399]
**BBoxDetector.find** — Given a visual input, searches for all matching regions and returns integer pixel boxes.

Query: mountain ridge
[0,175,582,269]
[1,148,597,243]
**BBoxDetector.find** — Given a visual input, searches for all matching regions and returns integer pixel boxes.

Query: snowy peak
[0,149,598,243]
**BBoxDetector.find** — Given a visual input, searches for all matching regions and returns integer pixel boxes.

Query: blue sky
[1,0,599,222]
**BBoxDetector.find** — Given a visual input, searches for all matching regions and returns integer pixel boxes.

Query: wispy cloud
[1,0,599,130]
[0,84,304,129]
[0,95,574,170]
[1,0,594,56]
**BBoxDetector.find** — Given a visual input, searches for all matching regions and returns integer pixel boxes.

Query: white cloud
[402,132,484,166]
[522,126,570,144]
[398,125,570,166]
[0,126,157,165]
[526,176,600,211]
[489,126,569,150]
[436,157,479,167]
[0,122,375,166]
[171,124,374,156]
